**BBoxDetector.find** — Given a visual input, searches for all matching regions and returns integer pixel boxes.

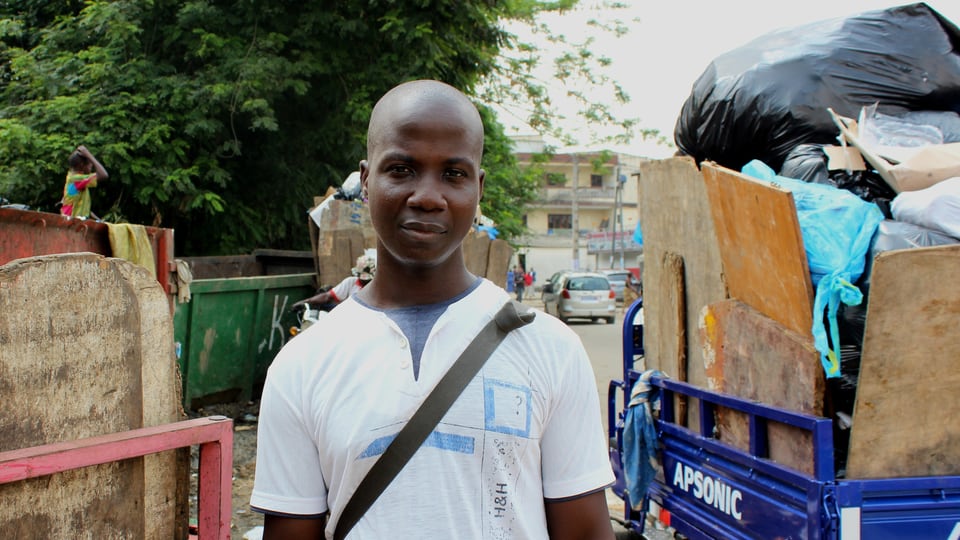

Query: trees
[0,1,635,254]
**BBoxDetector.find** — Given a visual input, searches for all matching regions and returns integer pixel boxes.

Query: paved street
[521,296,673,539]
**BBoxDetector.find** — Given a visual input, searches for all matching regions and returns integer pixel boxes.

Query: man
[513,264,526,302]
[251,80,615,539]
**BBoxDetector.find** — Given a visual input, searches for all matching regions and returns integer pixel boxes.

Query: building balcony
[538,186,617,205]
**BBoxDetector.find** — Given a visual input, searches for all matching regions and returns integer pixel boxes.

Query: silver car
[541,271,616,324]
[600,269,633,303]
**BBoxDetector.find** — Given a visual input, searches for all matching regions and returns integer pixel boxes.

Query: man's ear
[359,160,369,199]
[478,168,485,201]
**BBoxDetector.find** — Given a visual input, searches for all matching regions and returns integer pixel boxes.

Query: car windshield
[566,277,610,291]
[606,274,629,284]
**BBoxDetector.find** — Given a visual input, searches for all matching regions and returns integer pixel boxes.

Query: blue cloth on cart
[741,160,884,379]
[623,369,665,510]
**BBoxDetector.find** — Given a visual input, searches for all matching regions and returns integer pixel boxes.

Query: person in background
[252,79,615,539]
[60,145,108,219]
[624,272,643,307]
[513,264,527,302]
[291,253,376,312]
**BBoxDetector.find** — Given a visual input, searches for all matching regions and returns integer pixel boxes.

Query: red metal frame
[0,416,233,539]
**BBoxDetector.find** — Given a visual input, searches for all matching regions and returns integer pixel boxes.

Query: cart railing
[0,416,234,539]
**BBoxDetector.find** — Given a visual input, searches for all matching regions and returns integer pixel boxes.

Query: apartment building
[509,136,647,286]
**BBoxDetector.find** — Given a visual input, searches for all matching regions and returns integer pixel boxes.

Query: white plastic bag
[891,177,960,240]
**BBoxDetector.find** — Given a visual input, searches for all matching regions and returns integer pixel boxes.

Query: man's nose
[407,174,447,209]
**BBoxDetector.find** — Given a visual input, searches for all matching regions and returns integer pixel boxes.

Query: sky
[495,0,960,158]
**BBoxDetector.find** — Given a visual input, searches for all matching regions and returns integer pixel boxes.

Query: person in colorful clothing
[60,145,108,218]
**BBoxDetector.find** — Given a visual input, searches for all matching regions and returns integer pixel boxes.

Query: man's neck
[358,266,477,309]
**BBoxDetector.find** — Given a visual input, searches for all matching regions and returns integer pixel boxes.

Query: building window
[546,172,566,186]
[548,214,572,230]
[590,174,603,187]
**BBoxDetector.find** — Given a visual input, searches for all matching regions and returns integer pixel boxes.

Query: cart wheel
[611,520,644,539]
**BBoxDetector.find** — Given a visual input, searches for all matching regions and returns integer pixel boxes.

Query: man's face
[360,99,484,270]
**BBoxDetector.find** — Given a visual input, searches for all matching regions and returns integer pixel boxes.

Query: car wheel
[559,314,568,324]
[606,316,615,324]
[592,317,600,323]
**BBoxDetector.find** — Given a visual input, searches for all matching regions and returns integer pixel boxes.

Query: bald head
[367,80,484,159]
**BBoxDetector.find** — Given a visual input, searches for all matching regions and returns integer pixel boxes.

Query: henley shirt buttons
[398,337,410,368]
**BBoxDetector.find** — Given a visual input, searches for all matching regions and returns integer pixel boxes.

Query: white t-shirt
[329,276,365,303]
[251,279,614,539]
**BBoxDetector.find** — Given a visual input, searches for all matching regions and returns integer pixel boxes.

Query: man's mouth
[401,221,447,234]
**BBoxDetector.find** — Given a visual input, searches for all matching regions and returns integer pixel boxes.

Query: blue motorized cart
[608,300,960,540]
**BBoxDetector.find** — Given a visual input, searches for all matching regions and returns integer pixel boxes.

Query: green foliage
[0,0,633,254]
[477,104,541,242]
[479,1,647,149]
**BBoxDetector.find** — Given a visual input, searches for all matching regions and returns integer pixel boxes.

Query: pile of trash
[673,1,960,449]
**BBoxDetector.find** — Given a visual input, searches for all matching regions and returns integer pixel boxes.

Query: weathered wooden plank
[487,238,514,290]
[318,229,367,287]
[0,253,183,539]
[662,252,688,426]
[701,299,823,474]
[846,245,960,478]
[314,199,376,286]
[638,158,727,430]
[463,230,492,278]
[701,163,814,337]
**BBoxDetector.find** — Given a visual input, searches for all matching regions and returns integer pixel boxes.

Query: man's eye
[444,169,467,179]
[388,165,413,175]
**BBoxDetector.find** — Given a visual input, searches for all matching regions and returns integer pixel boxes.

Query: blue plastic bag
[741,160,884,378]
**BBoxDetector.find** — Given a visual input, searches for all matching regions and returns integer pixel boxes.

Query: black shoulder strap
[333,300,534,540]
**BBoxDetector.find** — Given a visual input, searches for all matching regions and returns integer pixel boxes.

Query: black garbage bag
[779,143,896,216]
[675,2,960,172]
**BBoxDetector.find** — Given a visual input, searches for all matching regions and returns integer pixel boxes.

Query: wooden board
[701,299,824,474]
[662,252,688,426]
[638,158,727,428]
[313,199,376,286]
[0,253,184,539]
[701,163,814,337]
[487,237,514,290]
[318,229,367,287]
[846,245,960,478]
[463,230,492,278]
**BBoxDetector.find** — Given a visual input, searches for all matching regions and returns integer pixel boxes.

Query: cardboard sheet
[829,108,960,193]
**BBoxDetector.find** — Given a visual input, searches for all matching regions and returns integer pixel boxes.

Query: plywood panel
[0,253,183,539]
[701,299,823,474]
[638,158,727,411]
[847,245,960,478]
[463,230,492,278]
[487,238,514,289]
[701,163,813,337]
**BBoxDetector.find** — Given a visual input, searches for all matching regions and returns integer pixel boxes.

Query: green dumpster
[173,272,315,410]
